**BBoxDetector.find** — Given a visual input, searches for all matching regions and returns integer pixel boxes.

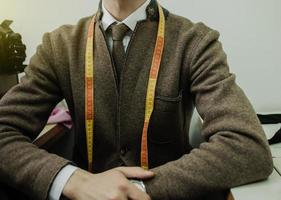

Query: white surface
[0,0,281,113]
[231,170,281,200]
[262,124,281,140]
[270,143,281,158]
[274,158,281,175]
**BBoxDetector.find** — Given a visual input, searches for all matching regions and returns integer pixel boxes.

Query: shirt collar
[101,0,150,31]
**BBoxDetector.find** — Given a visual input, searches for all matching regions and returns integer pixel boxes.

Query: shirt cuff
[49,164,78,200]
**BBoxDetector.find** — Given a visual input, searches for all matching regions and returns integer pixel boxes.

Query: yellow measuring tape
[85,3,165,172]
[85,16,95,172]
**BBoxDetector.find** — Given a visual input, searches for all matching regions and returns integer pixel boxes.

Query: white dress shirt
[49,1,150,199]
[101,0,149,51]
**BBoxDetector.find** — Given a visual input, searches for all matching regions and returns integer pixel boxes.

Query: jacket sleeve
[144,24,273,199]
[0,33,71,200]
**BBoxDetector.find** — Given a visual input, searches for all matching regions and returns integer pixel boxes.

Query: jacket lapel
[119,20,158,157]
[94,22,118,97]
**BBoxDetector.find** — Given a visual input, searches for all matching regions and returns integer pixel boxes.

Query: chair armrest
[227,192,235,200]
[33,124,68,149]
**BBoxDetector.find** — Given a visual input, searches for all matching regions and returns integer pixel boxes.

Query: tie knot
[111,23,130,41]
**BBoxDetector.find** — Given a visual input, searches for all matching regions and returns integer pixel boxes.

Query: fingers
[127,182,151,200]
[116,167,154,179]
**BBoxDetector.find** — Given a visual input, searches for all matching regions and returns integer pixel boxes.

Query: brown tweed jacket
[0,1,273,200]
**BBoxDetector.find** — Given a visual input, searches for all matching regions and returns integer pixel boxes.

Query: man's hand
[63,167,154,200]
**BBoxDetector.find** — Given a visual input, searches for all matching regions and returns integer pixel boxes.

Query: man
[0,0,273,199]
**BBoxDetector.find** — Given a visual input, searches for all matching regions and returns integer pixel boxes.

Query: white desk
[271,143,281,158]
[231,143,281,200]
[231,169,281,200]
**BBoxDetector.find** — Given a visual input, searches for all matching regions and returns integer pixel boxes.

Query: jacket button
[120,147,128,156]
[148,7,155,16]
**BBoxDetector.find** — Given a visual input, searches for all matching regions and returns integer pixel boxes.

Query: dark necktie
[111,23,130,82]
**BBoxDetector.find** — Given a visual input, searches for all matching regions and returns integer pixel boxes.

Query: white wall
[1,0,280,113]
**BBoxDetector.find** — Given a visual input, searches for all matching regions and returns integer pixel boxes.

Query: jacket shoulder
[167,13,219,39]
[45,15,93,47]
[36,16,93,81]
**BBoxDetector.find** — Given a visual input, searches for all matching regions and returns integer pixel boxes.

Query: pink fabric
[47,107,73,129]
